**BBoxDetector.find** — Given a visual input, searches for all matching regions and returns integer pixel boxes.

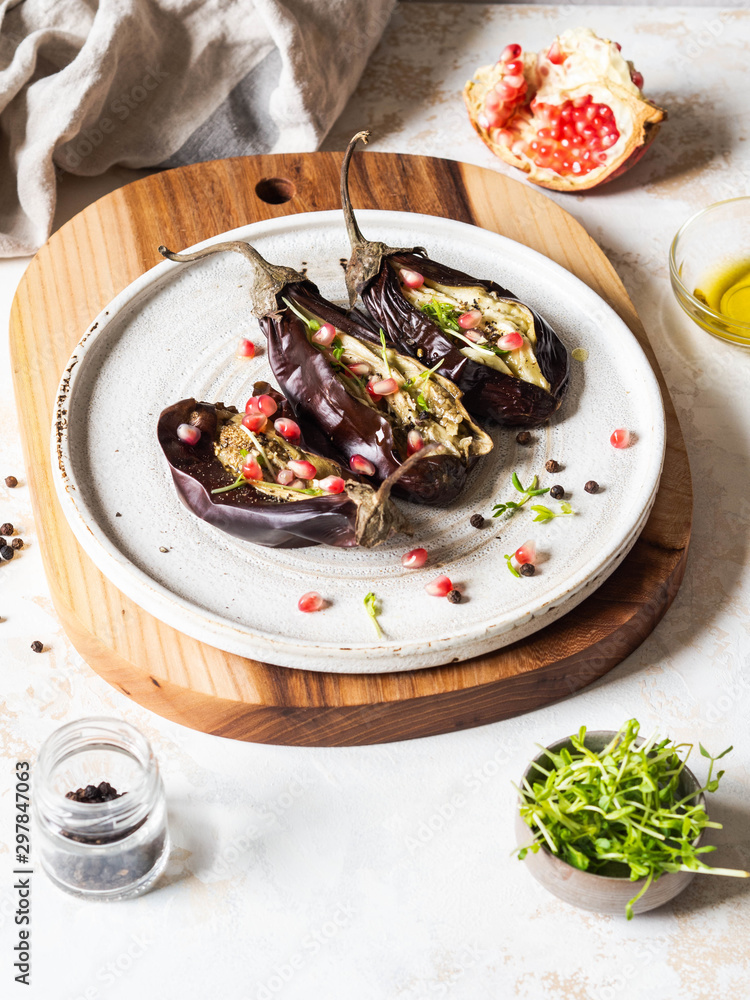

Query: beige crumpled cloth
[0,0,395,256]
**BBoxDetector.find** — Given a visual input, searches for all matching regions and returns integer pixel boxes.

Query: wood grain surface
[9,152,692,745]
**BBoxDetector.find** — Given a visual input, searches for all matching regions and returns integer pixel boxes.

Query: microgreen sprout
[282,296,320,332]
[404,356,445,388]
[379,329,391,378]
[515,719,749,919]
[492,473,549,520]
[364,591,383,638]
[530,501,576,522]
[419,301,509,356]
[211,477,323,497]
[504,553,521,578]
[416,392,429,412]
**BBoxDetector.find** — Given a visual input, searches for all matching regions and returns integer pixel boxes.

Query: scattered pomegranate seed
[245,396,262,414]
[610,428,632,449]
[290,478,307,490]
[400,268,424,289]
[312,323,337,347]
[256,394,278,417]
[547,40,564,64]
[242,412,267,433]
[176,423,201,445]
[348,362,371,376]
[407,429,424,457]
[366,380,383,402]
[276,469,295,485]
[274,417,301,441]
[242,458,263,480]
[288,459,317,480]
[496,331,524,351]
[514,539,537,565]
[402,547,428,569]
[500,43,522,62]
[464,330,483,343]
[458,309,482,330]
[631,69,644,89]
[298,591,324,613]
[370,377,399,396]
[236,338,256,358]
[350,454,376,476]
[425,575,453,598]
[319,475,346,494]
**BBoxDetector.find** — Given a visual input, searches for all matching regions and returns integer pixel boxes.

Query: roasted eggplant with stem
[158,385,409,548]
[158,242,493,506]
[340,130,569,428]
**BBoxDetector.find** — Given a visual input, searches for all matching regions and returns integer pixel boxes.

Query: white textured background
[2,6,749,999]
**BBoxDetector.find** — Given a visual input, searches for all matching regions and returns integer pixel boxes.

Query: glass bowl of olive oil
[670,197,750,347]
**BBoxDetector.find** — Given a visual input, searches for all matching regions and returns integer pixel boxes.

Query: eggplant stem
[340,131,371,251]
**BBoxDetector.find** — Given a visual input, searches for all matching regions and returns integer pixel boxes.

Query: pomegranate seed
[485,91,502,113]
[402,547,428,569]
[464,330,483,343]
[176,423,201,445]
[242,412,268,433]
[425,575,453,598]
[312,323,337,347]
[514,539,537,565]
[495,82,517,101]
[290,479,307,490]
[274,417,301,441]
[319,475,346,494]
[236,338,256,358]
[366,380,383,402]
[500,43,522,62]
[614,41,622,51]
[503,75,524,89]
[370,377,399,396]
[610,428,632,449]
[505,59,523,75]
[298,591,324,613]
[458,309,482,330]
[400,268,424,289]
[496,331,524,351]
[407,429,424,457]
[631,70,644,89]
[276,469,295,485]
[242,458,262,481]
[350,454,376,476]
[348,362,371,376]
[245,396,260,413]
[547,40,564,64]
[288,459,317,480]
[256,394,278,417]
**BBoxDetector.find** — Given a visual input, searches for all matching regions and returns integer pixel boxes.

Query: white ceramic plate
[52,211,665,672]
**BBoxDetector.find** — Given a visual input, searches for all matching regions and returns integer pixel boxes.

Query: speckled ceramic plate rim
[51,210,666,672]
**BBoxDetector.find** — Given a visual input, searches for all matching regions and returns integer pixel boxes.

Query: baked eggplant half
[158,386,409,549]
[158,243,493,507]
[340,131,569,428]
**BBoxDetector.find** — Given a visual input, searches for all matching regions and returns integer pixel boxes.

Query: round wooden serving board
[10,152,692,746]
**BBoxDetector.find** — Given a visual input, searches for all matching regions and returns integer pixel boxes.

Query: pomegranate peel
[463,27,666,192]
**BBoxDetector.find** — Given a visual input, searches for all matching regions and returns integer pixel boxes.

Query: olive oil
[694,259,750,328]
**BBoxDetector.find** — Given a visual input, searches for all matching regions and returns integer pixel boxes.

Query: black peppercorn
[469,513,485,529]
[520,563,536,577]
[5,476,18,488]
[0,522,13,536]
[1,546,13,561]
[30,640,44,653]
[447,589,462,604]
[545,459,560,473]
[11,538,23,550]
[584,480,599,494]
[516,431,532,445]
[549,485,565,500]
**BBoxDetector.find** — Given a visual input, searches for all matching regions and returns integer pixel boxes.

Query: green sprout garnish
[211,476,323,497]
[492,473,549,520]
[420,301,508,357]
[282,296,320,332]
[530,501,576,523]
[515,719,749,919]
[331,339,345,362]
[416,392,429,412]
[379,329,391,378]
[504,553,521,578]
[404,355,445,388]
[364,591,383,638]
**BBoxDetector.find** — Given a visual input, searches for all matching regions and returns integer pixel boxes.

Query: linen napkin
[0,0,396,257]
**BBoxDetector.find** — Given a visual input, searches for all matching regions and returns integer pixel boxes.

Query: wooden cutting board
[9,152,692,746]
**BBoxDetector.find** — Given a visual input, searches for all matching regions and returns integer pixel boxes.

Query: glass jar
[32,718,169,900]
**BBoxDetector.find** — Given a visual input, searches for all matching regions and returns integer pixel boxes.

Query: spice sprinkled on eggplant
[340,130,569,428]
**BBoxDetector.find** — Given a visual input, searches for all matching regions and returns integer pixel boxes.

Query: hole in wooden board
[255,177,296,204]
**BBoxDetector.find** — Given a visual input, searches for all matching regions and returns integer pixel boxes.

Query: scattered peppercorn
[516,431,532,445]
[30,640,43,653]
[469,513,485,529]
[66,781,123,803]
[447,589,462,604]
[1,546,13,561]
[0,522,13,536]
[584,480,599,494]
[520,563,536,577]
[11,538,23,550]
[549,485,565,500]
[545,459,560,473]
[5,476,18,488]
[0,537,4,547]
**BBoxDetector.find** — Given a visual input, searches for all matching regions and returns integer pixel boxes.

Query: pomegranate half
[464,27,666,192]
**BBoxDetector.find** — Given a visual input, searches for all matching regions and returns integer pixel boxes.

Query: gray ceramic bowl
[515,731,704,916]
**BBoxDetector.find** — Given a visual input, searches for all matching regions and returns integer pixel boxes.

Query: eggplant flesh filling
[292,311,490,464]
[394,268,550,392]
